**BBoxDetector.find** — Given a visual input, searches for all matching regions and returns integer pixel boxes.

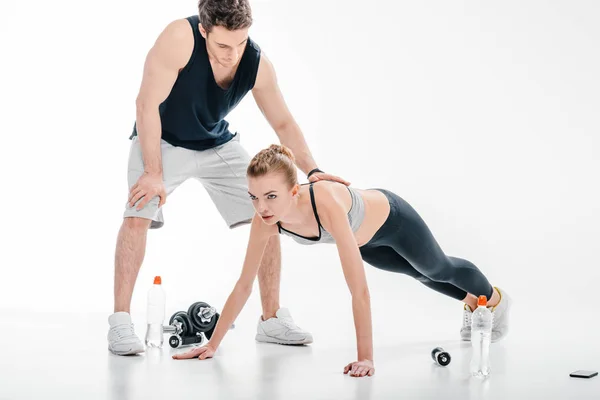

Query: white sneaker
[108,312,145,355]
[255,308,313,345]
[461,287,512,343]
[460,304,473,341]
[489,287,511,343]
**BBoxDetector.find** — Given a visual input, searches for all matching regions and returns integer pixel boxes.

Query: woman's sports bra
[277,182,365,245]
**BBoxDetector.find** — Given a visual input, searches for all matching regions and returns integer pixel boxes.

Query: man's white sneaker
[489,287,511,343]
[460,304,473,341]
[108,312,145,355]
[256,308,313,345]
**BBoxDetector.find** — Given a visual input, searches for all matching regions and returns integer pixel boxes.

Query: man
[107,0,349,355]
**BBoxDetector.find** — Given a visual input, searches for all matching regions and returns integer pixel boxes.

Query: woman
[173,145,511,378]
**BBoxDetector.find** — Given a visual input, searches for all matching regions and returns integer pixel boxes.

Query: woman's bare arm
[175,213,276,357]
[316,185,374,363]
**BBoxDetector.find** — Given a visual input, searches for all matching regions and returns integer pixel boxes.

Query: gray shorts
[123,133,255,229]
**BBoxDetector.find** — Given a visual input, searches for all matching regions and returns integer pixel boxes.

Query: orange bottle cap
[154,276,162,285]
[477,295,487,306]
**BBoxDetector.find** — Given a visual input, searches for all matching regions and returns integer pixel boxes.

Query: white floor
[1,308,598,400]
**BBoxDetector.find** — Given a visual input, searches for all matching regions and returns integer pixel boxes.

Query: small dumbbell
[164,311,205,349]
[164,301,236,348]
[431,347,451,366]
[187,301,235,339]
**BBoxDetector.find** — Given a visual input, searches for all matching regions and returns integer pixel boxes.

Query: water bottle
[145,276,166,348]
[470,295,492,377]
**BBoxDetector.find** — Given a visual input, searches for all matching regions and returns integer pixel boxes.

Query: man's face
[200,25,249,68]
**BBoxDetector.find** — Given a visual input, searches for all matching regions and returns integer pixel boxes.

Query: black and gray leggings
[360,189,494,301]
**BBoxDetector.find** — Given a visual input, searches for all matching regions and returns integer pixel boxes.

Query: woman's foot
[489,287,511,342]
[460,287,511,342]
[460,304,473,341]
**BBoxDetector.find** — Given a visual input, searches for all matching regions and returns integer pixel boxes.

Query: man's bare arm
[251,54,350,185]
[135,19,193,176]
[128,19,194,210]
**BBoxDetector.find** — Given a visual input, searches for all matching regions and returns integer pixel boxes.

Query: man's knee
[259,235,280,271]
[262,234,281,254]
[267,234,280,247]
[122,216,152,233]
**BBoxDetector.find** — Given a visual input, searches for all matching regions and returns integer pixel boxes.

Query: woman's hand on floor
[343,359,375,377]
[172,344,216,360]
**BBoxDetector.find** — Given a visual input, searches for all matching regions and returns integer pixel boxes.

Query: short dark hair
[198,0,253,33]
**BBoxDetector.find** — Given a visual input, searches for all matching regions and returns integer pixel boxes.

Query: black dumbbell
[164,301,234,348]
[431,347,451,366]
[164,311,205,349]
[187,301,235,340]
[188,302,218,335]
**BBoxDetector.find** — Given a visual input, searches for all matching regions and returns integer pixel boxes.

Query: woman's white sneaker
[459,287,511,343]
[460,304,473,341]
[489,287,511,342]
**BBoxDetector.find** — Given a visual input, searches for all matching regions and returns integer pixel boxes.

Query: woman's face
[247,172,298,225]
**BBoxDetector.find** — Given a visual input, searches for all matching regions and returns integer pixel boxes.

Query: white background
[1,0,598,343]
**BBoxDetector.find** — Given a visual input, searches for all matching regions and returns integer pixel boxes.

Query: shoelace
[463,310,472,327]
[464,309,496,329]
[111,323,136,340]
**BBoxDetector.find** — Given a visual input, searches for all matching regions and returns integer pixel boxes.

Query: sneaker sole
[255,334,312,345]
[108,345,145,356]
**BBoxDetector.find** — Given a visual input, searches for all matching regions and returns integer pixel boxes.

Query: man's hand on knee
[129,172,167,210]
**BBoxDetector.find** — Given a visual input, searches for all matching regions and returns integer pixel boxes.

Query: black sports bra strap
[309,183,323,239]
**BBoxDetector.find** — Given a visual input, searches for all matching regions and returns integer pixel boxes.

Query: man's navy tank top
[130,15,262,150]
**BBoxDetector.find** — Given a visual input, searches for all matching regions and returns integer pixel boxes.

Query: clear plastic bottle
[470,295,492,377]
[145,276,166,348]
